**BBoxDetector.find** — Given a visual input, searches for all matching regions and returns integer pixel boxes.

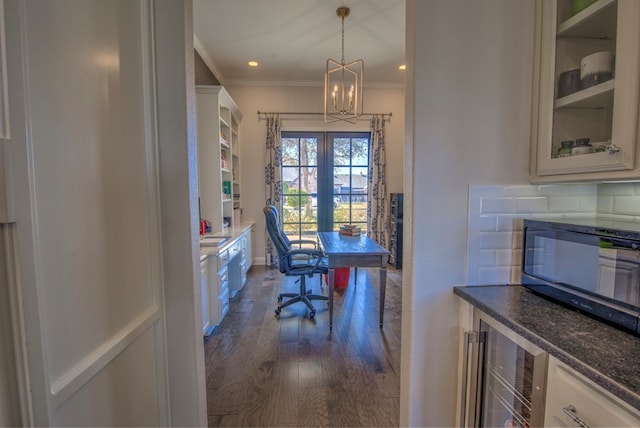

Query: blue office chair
[263,205,328,319]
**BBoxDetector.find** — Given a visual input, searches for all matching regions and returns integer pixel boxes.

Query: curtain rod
[257,111,392,121]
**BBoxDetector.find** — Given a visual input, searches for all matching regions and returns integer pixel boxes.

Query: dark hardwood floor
[204,264,402,427]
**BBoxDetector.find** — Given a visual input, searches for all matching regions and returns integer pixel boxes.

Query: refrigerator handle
[460,331,480,427]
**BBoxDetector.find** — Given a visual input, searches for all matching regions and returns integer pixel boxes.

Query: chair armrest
[289,239,318,249]
[281,248,325,276]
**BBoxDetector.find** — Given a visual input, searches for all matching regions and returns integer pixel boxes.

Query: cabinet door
[531,0,640,180]
[545,355,640,427]
[246,226,254,269]
[201,259,211,335]
[211,265,227,326]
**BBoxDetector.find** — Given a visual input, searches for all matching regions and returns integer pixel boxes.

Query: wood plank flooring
[204,264,402,427]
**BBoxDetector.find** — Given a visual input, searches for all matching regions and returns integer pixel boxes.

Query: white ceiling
[192,0,406,87]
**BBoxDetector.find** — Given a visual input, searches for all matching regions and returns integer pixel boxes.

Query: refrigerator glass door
[477,317,547,427]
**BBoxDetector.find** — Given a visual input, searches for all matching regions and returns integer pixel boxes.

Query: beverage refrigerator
[460,310,548,427]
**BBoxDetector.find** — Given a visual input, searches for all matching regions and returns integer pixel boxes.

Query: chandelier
[324,7,364,123]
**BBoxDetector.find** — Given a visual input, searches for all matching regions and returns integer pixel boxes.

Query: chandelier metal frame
[324,7,364,124]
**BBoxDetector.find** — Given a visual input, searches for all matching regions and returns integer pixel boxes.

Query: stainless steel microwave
[522,218,640,334]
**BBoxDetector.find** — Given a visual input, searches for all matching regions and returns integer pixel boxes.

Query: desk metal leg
[379,266,387,328]
[328,268,335,330]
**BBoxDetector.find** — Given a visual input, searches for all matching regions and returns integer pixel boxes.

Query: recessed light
[398,64,406,71]
[248,61,259,67]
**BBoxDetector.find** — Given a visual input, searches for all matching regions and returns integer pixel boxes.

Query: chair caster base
[275,306,281,315]
[309,310,316,320]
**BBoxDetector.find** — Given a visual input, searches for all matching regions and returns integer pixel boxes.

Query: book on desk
[339,224,361,236]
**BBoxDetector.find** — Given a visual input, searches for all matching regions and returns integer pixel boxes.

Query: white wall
[224,85,404,263]
[403,1,535,425]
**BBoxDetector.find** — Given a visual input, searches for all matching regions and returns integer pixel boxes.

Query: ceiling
[192,0,406,87]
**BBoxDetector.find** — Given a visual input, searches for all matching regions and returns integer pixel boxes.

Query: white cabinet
[530,0,640,182]
[196,86,243,233]
[202,250,230,337]
[545,355,640,427]
[239,225,255,288]
[200,258,212,335]
[211,264,228,327]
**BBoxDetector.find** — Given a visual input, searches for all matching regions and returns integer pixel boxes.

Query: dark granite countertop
[453,285,640,411]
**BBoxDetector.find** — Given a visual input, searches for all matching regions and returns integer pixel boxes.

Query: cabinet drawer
[218,266,228,296]
[545,356,640,427]
[219,287,229,318]
[227,239,242,260]
[217,249,229,269]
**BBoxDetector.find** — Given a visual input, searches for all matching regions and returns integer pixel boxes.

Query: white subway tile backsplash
[597,195,614,213]
[504,186,542,197]
[515,197,548,213]
[510,267,521,284]
[612,196,640,216]
[481,197,516,214]
[478,249,496,267]
[479,231,513,250]
[511,232,523,249]
[548,196,581,212]
[579,197,598,212]
[477,266,511,284]
[495,249,514,267]
[478,215,498,232]
[496,215,520,231]
[536,184,575,195]
[598,183,635,196]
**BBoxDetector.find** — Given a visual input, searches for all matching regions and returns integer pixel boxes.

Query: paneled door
[2,0,202,425]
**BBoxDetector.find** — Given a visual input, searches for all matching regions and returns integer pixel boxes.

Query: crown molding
[193,35,225,83]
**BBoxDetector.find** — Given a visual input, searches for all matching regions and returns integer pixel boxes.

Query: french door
[281,131,370,240]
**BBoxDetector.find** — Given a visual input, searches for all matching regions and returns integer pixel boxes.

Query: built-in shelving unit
[196,86,243,233]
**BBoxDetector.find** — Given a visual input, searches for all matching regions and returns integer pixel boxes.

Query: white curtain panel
[367,115,388,247]
[264,114,282,267]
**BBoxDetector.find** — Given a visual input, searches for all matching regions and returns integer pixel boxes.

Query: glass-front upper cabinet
[530,0,640,182]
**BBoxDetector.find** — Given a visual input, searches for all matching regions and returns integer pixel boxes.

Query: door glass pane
[550,2,616,159]
[351,138,369,166]
[281,135,319,241]
[332,132,369,230]
[333,138,351,166]
[281,138,299,165]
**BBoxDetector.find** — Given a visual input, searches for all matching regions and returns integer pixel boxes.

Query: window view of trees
[281,132,370,241]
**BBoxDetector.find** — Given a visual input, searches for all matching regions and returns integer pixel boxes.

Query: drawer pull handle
[562,405,590,428]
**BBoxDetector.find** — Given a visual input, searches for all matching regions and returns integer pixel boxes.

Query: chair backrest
[266,205,292,247]
[263,205,289,273]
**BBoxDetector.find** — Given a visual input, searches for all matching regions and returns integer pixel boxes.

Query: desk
[317,232,390,330]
